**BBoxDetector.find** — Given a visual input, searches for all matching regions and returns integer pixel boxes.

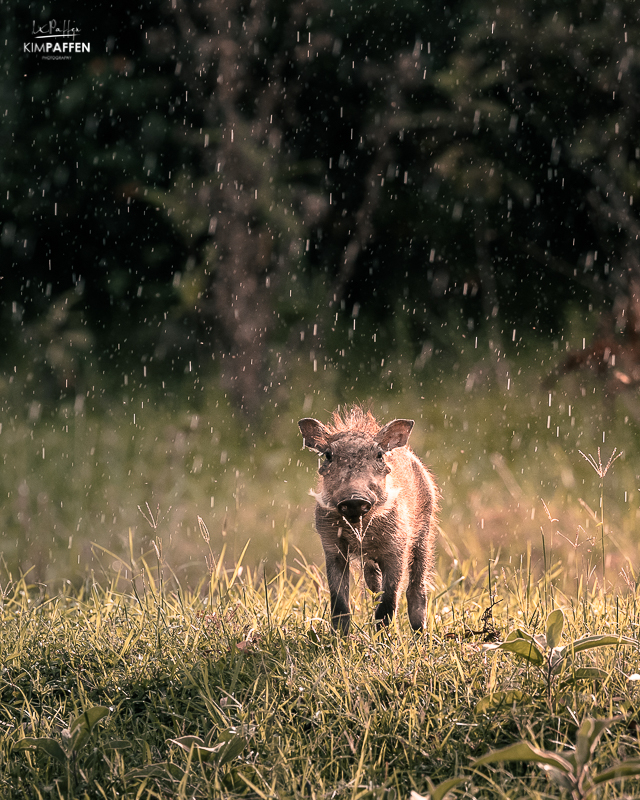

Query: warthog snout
[299,405,439,634]
[337,497,372,522]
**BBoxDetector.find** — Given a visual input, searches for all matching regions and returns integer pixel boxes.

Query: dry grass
[2,334,640,796]
[0,541,639,799]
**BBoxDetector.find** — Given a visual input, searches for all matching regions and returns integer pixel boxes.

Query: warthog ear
[375,419,414,450]
[298,418,329,452]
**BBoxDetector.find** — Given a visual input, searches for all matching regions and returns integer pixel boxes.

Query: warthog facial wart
[298,405,438,634]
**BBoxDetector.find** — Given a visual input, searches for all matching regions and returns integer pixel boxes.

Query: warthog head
[298,416,414,524]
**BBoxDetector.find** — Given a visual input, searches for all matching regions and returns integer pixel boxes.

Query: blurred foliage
[1,0,640,409]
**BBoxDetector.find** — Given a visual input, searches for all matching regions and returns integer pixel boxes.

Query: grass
[3,323,640,796]
[0,543,639,799]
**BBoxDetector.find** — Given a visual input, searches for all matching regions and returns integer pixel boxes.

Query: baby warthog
[298,406,438,633]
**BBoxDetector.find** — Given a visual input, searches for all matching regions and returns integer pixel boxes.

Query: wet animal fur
[298,406,438,633]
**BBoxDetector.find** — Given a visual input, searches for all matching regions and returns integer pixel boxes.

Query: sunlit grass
[2,321,640,796]
[0,545,639,799]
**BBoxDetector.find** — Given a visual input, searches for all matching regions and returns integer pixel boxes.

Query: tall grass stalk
[579,447,622,613]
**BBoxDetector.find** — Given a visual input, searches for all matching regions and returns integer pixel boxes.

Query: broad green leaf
[593,759,640,785]
[473,741,572,774]
[410,776,465,800]
[501,628,548,656]
[71,728,91,753]
[564,635,637,655]
[67,705,110,752]
[168,733,246,766]
[504,628,536,644]
[475,690,530,715]
[429,776,465,800]
[16,737,67,764]
[168,737,222,764]
[549,648,566,675]
[487,638,544,667]
[166,762,188,780]
[545,609,564,650]
[575,719,597,769]
[215,733,246,767]
[539,764,575,792]
[168,735,206,753]
[103,739,132,751]
[533,633,548,650]
[575,718,620,769]
[70,705,110,733]
[562,667,608,684]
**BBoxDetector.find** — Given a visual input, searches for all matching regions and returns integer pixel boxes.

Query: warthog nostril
[338,498,372,520]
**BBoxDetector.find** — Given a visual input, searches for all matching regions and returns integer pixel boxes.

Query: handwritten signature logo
[24,20,90,57]
[32,20,81,40]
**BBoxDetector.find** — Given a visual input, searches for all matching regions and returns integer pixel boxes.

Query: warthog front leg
[325,549,351,634]
[373,557,402,629]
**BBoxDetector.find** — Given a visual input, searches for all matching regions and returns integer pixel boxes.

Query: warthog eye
[376,449,384,461]
[324,449,333,463]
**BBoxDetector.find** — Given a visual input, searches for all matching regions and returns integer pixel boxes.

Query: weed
[482,607,637,708]
[579,447,623,603]
[15,705,129,794]
[471,717,640,800]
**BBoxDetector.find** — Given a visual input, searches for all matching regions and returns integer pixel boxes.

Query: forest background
[2,0,640,590]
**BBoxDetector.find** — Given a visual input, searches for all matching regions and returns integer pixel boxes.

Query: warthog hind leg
[406,533,433,631]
